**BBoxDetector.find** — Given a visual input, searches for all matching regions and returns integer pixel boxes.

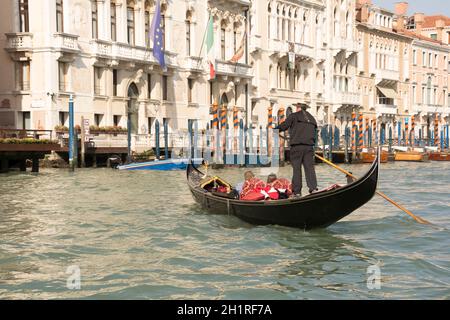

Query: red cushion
[241,191,265,201]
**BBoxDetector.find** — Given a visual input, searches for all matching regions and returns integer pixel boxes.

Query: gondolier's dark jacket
[275,110,318,146]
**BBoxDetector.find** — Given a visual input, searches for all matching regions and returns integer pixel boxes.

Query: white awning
[377,86,397,99]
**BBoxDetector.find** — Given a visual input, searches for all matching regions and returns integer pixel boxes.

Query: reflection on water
[0,162,449,299]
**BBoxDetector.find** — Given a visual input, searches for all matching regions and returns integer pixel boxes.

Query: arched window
[126,0,135,45]
[293,10,297,42]
[161,2,167,49]
[288,8,292,42]
[333,7,337,36]
[268,4,271,39]
[145,1,152,47]
[303,11,309,44]
[282,8,286,41]
[427,76,432,104]
[19,0,29,32]
[91,1,98,38]
[345,11,350,38]
[186,10,193,55]
[111,0,117,41]
[221,20,226,60]
[277,5,281,39]
[56,0,64,32]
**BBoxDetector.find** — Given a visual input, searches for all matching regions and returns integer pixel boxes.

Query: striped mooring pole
[233,106,238,153]
[163,118,169,160]
[411,115,415,146]
[211,102,218,159]
[446,124,449,150]
[221,106,227,158]
[267,106,273,157]
[220,105,227,129]
[155,119,160,159]
[344,125,350,163]
[434,114,439,148]
[358,112,363,152]
[233,106,239,129]
[365,117,369,148]
[405,117,409,146]
[278,107,285,162]
[389,126,393,152]
[68,94,75,171]
[351,111,356,154]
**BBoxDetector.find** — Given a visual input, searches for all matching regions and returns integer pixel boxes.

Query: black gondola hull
[187,155,379,229]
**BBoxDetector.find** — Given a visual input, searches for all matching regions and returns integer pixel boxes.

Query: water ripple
[0,162,449,299]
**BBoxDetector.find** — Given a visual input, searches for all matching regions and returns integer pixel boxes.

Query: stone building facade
[1,0,449,147]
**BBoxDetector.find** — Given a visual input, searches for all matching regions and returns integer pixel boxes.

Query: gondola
[187,152,379,230]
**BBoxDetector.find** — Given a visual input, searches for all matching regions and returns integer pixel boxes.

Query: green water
[0,162,449,299]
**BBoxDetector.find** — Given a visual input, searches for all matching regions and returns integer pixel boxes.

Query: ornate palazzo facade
[0,0,449,142]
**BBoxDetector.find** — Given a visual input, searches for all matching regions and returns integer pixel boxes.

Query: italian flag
[206,15,215,80]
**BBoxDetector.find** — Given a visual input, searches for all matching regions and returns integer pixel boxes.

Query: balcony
[215,60,252,79]
[375,69,399,82]
[91,39,112,57]
[91,40,177,67]
[315,48,326,62]
[185,56,203,72]
[5,33,33,51]
[331,37,358,53]
[293,43,314,60]
[53,33,80,53]
[249,34,262,53]
[332,91,362,106]
[376,97,397,115]
[424,104,444,114]
[268,39,289,54]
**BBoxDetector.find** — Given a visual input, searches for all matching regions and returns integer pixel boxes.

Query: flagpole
[197,14,211,61]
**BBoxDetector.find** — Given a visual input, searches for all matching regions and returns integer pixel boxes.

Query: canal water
[0,162,449,299]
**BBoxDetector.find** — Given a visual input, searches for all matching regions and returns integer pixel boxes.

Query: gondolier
[275,103,318,197]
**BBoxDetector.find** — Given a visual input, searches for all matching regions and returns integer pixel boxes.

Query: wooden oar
[315,153,431,225]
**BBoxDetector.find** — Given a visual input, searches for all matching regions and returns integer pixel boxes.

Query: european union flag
[150,0,166,72]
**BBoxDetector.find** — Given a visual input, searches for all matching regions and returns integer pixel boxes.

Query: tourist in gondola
[275,103,319,198]
[267,173,277,184]
[235,170,255,195]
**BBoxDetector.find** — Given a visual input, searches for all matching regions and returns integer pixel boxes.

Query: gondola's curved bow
[187,153,379,229]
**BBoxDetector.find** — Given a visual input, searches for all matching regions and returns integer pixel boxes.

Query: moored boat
[118,158,202,171]
[361,150,388,163]
[394,152,429,162]
[186,153,379,230]
[428,152,450,161]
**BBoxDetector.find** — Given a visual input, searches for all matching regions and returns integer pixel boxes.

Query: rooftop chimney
[436,19,445,42]
[394,2,408,16]
[394,2,408,31]
[356,0,372,23]
[414,13,425,32]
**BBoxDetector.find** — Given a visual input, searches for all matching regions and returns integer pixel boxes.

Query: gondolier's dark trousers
[290,144,318,195]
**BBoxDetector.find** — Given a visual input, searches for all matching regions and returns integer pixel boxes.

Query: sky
[372,0,450,16]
